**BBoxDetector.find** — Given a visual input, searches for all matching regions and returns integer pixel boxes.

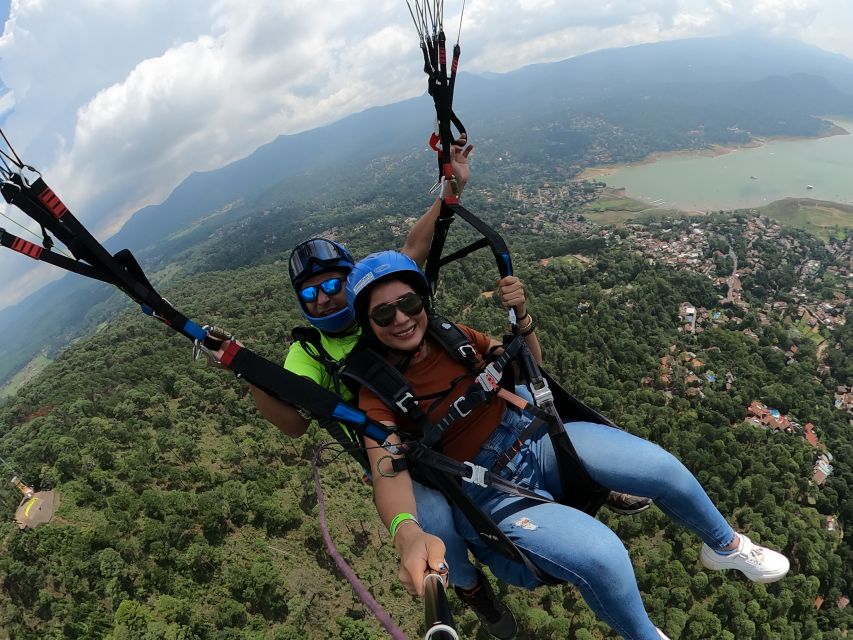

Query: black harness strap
[418,21,466,194]
[489,402,551,475]
[540,369,612,514]
[340,314,482,436]
[291,327,351,397]
[282,327,379,473]
[420,334,521,448]
[427,314,479,366]
[1,175,91,262]
[1,171,209,344]
[424,201,514,299]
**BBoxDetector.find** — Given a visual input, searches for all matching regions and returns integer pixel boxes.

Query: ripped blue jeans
[452,406,736,640]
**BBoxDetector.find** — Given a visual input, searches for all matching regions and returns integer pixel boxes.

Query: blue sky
[0,0,852,311]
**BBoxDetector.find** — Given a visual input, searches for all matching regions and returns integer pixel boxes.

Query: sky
[0,0,852,311]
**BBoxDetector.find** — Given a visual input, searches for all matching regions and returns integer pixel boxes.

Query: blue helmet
[289,238,356,333]
[347,250,430,323]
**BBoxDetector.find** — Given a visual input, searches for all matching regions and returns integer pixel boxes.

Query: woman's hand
[450,134,473,189]
[496,275,527,318]
[394,526,448,597]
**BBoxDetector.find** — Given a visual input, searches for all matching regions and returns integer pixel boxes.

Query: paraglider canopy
[13,487,59,529]
[9,474,58,529]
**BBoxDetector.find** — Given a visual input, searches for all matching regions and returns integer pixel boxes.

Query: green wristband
[389,512,420,541]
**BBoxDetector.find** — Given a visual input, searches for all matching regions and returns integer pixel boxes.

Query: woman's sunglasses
[299,277,344,303]
[369,292,425,327]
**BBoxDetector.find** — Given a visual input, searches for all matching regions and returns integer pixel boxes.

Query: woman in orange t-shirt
[348,250,789,640]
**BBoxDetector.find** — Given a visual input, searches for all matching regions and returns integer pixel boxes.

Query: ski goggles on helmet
[289,238,353,284]
[369,292,425,327]
[298,277,344,303]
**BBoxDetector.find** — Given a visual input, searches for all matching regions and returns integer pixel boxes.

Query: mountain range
[2,34,853,388]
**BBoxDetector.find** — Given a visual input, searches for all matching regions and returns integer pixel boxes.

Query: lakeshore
[582,118,853,216]
[577,121,850,183]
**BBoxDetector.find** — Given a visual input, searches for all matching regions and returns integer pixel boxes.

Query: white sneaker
[699,532,790,583]
[656,628,671,639]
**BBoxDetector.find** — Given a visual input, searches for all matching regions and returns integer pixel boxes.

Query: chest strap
[420,334,525,448]
[340,344,432,432]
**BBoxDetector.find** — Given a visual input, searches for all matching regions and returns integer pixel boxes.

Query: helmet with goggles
[289,238,356,333]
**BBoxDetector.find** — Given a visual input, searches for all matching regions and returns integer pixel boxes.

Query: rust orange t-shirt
[358,324,507,462]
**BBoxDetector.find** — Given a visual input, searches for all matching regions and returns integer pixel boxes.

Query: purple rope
[312,444,410,640]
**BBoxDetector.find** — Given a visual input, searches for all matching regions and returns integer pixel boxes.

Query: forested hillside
[0,187,849,638]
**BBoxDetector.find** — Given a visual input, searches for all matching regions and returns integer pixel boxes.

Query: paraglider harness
[388,0,614,584]
[339,312,613,585]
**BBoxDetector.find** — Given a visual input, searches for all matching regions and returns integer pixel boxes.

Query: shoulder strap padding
[291,326,326,357]
[426,314,480,369]
[290,325,361,398]
[340,342,431,427]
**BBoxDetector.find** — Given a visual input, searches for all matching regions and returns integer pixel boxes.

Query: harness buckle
[452,396,472,418]
[395,392,417,414]
[463,461,487,487]
[458,344,477,361]
[192,324,234,368]
[531,381,554,406]
[192,340,224,368]
[476,362,502,393]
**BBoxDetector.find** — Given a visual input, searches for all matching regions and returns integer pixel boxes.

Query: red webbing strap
[36,183,69,220]
[10,235,42,259]
[1,176,83,259]
[0,228,117,283]
[218,340,242,368]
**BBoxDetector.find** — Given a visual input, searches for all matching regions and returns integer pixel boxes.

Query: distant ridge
[507,34,853,89]
[107,96,434,254]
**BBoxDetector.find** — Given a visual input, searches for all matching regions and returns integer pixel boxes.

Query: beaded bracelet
[520,318,537,337]
[517,313,534,333]
[389,512,420,541]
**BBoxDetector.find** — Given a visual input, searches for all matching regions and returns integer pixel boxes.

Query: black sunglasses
[299,277,344,303]
[369,292,425,327]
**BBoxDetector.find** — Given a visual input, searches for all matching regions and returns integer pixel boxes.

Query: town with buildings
[498,181,851,605]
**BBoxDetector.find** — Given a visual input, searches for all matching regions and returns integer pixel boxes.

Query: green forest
[0,151,850,638]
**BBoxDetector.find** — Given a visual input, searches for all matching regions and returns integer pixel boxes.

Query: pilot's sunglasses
[299,277,344,303]
[369,292,425,327]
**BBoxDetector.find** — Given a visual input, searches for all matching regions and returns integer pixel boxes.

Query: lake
[600,118,853,212]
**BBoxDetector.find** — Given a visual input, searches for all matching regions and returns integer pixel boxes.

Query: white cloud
[0,0,849,309]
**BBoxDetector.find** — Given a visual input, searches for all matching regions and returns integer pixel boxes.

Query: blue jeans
[413,481,530,591]
[452,407,736,640]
